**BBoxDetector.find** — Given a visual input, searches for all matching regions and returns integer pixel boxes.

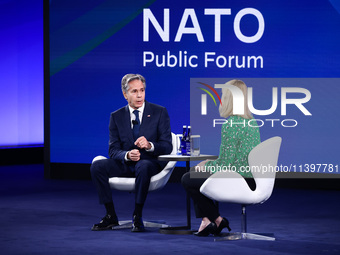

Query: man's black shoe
[131,215,145,232]
[91,214,119,231]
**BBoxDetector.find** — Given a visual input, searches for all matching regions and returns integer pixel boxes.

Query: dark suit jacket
[108,101,172,167]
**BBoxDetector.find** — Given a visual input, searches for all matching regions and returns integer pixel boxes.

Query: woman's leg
[181,169,220,222]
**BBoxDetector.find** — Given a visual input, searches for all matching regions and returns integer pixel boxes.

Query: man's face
[123,79,145,109]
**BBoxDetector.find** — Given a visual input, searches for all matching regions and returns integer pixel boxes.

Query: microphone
[131,114,138,125]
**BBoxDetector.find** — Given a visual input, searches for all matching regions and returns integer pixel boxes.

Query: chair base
[215,232,275,241]
[112,220,170,230]
[159,226,194,235]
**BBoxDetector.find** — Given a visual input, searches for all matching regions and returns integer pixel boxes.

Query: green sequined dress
[204,115,261,178]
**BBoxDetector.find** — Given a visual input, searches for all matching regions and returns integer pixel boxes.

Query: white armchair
[92,132,177,229]
[200,136,282,241]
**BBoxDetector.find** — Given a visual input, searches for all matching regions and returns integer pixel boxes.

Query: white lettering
[281,119,298,127]
[175,9,204,42]
[248,87,278,116]
[204,9,231,42]
[234,8,265,43]
[211,85,312,116]
[249,119,264,127]
[205,52,216,67]
[143,8,265,43]
[265,119,280,127]
[143,51,198,68]
[143,51,154,66]
[247,56,264,68]
[143,9,170,42]
[281,88,312,116]
[201,94,207,115]
[216,55,227,68]
[212,118,299,128]
[213,119,227,127]
[204,52,263,68]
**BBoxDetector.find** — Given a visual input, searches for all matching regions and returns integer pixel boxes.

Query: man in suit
[90,74,172,232]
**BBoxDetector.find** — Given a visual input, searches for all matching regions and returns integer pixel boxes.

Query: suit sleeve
[151,107,172,156]
[108,113,127,161]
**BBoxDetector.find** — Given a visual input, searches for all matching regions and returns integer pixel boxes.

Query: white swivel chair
[200,136,282,241]
[92,132,177,229]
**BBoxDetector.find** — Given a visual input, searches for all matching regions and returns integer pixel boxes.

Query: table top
[158,154,218,161]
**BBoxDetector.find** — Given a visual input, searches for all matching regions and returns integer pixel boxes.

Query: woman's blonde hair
[219,79,253,119]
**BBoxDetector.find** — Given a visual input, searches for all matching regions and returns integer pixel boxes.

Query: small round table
[158,154,218,234]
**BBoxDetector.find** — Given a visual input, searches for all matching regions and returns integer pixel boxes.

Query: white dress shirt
[125,102,154,161]
[128,104,145,128]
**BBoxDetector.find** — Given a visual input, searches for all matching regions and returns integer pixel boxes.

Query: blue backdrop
[49,0,340,174]
[0,0,43,148]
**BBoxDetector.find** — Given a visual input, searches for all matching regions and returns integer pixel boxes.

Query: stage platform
[1,164,339,255]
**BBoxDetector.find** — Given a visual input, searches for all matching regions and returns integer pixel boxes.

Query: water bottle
[180,125,187,155]
[186,126,191,156]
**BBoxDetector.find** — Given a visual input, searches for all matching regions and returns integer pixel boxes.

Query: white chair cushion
[92,133,177,192]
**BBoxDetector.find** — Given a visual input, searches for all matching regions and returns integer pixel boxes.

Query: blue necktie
[133,110,140,140]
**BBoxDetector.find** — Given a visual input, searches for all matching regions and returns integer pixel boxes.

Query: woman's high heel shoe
[214,217,231,236]
[193,222,217,237]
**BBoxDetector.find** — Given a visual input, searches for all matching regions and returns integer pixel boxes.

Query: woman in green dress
[181,79,261,236]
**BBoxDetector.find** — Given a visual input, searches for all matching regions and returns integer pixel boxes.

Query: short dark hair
[121,74,146,93]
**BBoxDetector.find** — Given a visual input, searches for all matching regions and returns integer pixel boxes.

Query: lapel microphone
[131,114,138,125]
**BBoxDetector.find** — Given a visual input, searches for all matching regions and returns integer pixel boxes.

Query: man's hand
[128,149,140,161]
[135,136,151,150]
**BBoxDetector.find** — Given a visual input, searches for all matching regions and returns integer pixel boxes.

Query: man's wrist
[146,142,154,152]
[125,151,130,161]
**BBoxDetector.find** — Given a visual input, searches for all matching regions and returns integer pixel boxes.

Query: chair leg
[143,221,170,228]
[214,205,275,241]
[112,220,170,230]
[241,204,247,233]
[112,220,132,230]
